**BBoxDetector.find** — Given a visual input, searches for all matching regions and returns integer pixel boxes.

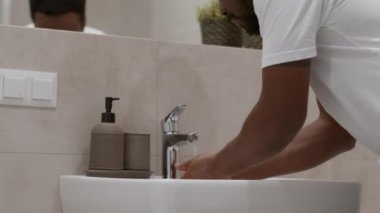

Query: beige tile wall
[0,26,378,213]
[0,153,88,213]
[0,26,158,213]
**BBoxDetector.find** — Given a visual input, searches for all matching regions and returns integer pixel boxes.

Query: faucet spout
[161,105,199,179]
[161,104,187,134]
[162,133,199,179]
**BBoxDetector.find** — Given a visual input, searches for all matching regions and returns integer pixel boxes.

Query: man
[177,0,380,179]
[27,0,104,34]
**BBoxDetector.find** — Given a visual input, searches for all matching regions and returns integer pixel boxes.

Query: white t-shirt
[255,0,380,155]
[26,23,105,35]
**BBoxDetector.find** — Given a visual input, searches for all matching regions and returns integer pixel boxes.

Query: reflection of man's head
[30,0,86,32]
[219,0,260,35]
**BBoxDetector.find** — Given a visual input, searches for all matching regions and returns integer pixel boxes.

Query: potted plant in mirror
[197,0,242,47]
[242,30,262,49]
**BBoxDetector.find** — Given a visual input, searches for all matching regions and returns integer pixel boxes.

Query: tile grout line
[155,41,163,174]
[155,41,160,157]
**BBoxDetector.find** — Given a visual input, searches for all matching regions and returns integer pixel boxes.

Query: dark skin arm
[231,101,356,179]
[176,0,353,179]
[177,60,311,179]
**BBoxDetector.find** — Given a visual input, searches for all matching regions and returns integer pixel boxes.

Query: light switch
[3,76,26,99]
[32,78,53,101]
[0,68,57,108]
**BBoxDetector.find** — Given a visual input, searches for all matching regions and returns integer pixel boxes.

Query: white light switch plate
[32,78,54,101]
[0,68,57,108]
[3,76,27,99]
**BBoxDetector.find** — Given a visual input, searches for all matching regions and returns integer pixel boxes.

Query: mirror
[0,0,261,48]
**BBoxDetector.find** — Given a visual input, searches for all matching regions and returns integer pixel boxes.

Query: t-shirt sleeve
[254,0,324,68]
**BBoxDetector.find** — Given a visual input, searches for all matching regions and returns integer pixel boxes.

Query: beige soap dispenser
[89,97,124,170]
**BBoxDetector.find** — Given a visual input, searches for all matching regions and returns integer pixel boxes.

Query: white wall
[0,0,11,24]
[85,0,152,37]
[151,0,209,44]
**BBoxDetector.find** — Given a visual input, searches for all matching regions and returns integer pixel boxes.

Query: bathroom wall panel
[0,26,158,157]
[0,153,87,213]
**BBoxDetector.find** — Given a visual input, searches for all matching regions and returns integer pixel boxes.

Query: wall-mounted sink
[60,175,360,213]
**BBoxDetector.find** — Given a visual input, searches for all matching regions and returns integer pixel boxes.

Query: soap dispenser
[89,97,124,170]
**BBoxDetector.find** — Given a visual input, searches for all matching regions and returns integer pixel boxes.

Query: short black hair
[30,0,86,21]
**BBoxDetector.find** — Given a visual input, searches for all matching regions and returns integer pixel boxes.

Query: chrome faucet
[161,104,199,179]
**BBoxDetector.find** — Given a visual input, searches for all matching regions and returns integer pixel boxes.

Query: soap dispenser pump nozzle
[101,97,120,123]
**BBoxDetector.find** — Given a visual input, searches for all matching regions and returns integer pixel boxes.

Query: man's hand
[175,154,230,179]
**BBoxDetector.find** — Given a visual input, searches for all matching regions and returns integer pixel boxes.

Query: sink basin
[60,175,360,213]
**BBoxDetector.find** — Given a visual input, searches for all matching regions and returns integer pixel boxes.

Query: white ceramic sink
[60,175,360,213]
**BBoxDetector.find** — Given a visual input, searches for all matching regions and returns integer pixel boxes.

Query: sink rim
[60,175,361,213]
[60,175,360,185]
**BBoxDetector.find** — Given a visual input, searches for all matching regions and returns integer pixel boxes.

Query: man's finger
[175,159,192,171]
[181,172,192,179]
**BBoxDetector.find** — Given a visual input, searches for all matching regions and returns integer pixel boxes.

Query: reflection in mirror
[0,0,261,48]
[29,0,105,34]
[1,0,152,37]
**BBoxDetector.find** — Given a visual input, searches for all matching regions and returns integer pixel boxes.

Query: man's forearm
[230,118,356,179]
[211,103,304,176]
[192,61,311,179]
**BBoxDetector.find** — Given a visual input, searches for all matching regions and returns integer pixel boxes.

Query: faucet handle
[162,104,187,134]
[187,133,199,143]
